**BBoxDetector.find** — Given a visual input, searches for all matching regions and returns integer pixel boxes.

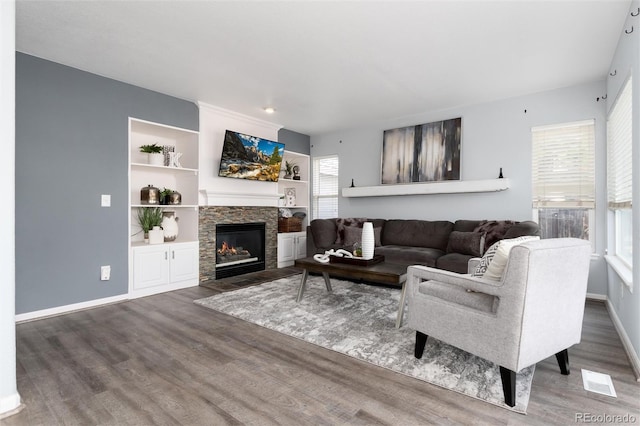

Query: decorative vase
[161,211,179,242]
[148,226,164,245]
[361,222,374,260]
[148,152,164,166]
[168,191,182,205]
[140,185,160,205]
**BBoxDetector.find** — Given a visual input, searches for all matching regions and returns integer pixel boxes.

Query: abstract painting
[381,117,461,184]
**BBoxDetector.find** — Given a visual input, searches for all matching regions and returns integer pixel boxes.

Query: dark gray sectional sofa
[306,218,540,274]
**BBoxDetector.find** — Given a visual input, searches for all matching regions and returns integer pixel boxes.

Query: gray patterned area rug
[195,274,534,413]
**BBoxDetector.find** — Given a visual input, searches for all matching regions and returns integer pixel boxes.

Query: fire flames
[217,241,238,255]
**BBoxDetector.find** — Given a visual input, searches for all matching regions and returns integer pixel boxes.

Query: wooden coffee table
[294,257,409,328]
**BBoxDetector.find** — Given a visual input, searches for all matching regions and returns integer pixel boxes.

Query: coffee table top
[295,256,407,287]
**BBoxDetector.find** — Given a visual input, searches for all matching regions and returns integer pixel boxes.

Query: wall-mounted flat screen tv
[218,130,285,182]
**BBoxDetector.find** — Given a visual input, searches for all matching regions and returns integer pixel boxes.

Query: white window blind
[312,155,339,219]
[607,77,632,209]
[532,120,595,208]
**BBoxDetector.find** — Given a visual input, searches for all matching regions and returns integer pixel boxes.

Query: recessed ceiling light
[263,107,276,114]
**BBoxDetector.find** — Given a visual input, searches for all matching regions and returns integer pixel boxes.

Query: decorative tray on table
[329,254,385,266]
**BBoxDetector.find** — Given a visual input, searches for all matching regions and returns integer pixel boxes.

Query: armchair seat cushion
[417,280,498,314]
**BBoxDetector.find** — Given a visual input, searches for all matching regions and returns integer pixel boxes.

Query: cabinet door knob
[165,251,168,260]
[172,251,175,260]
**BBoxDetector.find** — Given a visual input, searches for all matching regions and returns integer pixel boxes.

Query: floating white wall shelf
[341,178,510,198]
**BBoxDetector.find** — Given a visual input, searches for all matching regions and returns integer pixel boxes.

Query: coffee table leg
[322,272,333,292]
[396,281,408,328]
[296,269,309,302]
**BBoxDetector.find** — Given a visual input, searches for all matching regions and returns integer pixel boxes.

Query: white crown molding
[197,102,283,132]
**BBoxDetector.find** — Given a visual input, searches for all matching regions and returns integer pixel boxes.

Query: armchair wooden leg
[415,331,428,359]
[555,349,570,375]
[499,366,516,407]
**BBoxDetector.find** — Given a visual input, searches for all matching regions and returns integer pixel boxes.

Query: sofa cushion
[473,220,516,252]
[374,245,444,267]
[436,252,474,274]
[453,220,483,233]
[343,226,382,248]
[335,217,367,245]
[503,220,540,239]
[381,220,453,251]
[446,231,484,257]
[309,219,338,248]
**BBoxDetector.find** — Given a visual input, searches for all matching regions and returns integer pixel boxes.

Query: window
[607,76,633,268]
[531,120,595,246]
[312,155,339,219]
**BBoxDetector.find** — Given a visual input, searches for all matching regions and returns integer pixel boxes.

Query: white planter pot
[148,152,164,166]
[148,226,164,244]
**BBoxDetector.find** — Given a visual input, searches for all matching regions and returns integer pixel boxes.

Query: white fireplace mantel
[201,190,280,207]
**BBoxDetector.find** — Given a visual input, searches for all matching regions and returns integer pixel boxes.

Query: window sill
[604,255,633,291]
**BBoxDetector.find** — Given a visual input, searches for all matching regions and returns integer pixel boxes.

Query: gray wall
[605,0,640,363]
[15,53,198,314]
[278,128,310,155]
[311,80,609,295]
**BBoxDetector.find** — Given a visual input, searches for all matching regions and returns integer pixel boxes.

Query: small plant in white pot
[137,207,164,244]
[140,143,164,166]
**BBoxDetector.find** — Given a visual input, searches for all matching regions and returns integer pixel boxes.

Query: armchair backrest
[502,238,591,370]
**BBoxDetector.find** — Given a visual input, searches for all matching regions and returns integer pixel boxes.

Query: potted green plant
[159,187,172,205]
[140,143,164,166]
[137,207,163,243]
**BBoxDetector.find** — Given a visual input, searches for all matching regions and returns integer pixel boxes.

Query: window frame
[312,155,339,220]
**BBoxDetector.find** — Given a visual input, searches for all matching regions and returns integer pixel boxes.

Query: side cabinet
[132,241,198,298]
[277,231,307,268]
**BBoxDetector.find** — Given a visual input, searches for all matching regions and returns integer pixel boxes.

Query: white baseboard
[605,299,640,382]
[15,294,128,323]
[586,292,607,301]
[0,393,22,418]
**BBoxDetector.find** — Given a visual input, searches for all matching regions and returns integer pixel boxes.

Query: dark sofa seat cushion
[381,220,453,251]
[436,253,474,274]
[375,245,444,267]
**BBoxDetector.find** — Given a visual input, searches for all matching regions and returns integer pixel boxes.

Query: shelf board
[342,178,510,198]
[131,163,198,174]
[279,178,308,184]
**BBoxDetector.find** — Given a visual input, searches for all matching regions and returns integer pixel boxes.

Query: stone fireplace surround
[199,206,278,282]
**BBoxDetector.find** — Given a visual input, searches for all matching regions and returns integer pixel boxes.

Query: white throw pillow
[482,236,540,281]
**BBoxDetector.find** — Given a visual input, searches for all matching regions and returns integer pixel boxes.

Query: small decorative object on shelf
[139,143,164,166]
[498,167,504,179]
[361,222,375,260]
[140,184,160,204]
[162,145,175,166]
[169,152,183,168]
[350,178,355,188]
[285,188,296,206]
[283,160,296,179]
[292,165,301,180]
[159,188,182,205]
[162,211,179,242]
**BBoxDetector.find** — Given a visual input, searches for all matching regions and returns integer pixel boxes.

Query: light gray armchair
[406,238,592,407]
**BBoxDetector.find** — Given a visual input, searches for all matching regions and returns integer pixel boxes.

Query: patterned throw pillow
[472,236,540,280]
[471,241,501,277]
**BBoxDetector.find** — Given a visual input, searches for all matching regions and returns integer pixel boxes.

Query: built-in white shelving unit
[128,118,200,297]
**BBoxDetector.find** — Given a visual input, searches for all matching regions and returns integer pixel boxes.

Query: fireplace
[215,222,265,279]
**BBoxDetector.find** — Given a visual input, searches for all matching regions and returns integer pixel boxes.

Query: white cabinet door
[133,245,170,290]
[170,242,199,283]
[278,233,296,267]
[295,234,307,260]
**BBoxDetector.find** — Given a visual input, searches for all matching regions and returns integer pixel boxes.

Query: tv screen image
[218,130,285,182]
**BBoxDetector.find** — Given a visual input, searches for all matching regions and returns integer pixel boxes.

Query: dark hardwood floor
[3,269,639,425]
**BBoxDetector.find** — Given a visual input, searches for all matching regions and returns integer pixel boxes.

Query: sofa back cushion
[381,220,453,251]
[309,219,338,248]
[453,220,483,232]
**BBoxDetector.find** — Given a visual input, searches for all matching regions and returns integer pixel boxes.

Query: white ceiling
[16,0,631,136]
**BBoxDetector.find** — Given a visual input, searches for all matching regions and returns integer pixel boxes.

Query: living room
[1,0,639,423]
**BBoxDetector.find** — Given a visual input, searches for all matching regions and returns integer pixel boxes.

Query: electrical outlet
[101,265,111,281]
[101,194,111,207]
